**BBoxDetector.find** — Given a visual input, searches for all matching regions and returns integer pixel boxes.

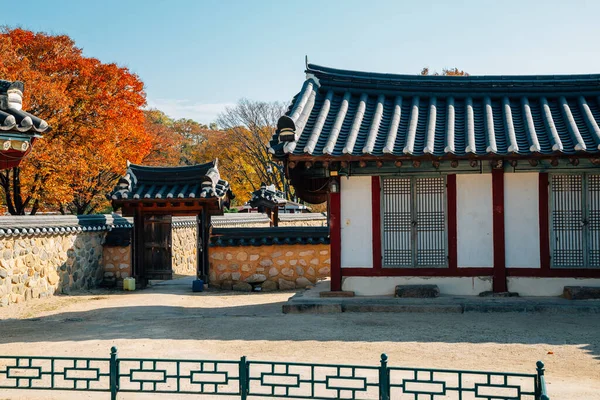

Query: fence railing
[0,347,550,399]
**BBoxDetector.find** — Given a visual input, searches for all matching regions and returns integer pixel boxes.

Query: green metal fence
[0,347,550,399]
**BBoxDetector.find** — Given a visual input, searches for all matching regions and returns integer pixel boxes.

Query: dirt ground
[0,279,599,400]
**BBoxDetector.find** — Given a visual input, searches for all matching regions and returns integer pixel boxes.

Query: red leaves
[0,28,150,214]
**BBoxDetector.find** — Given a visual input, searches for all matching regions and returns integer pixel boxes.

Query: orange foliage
[420,67,469,76]
[0,28,150,214]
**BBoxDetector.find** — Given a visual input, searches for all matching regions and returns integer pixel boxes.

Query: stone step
[395,285,440,298]
[564,286,600,300]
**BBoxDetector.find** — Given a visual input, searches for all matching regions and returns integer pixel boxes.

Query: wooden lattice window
[550,173,600,268]
[381,177,447,268]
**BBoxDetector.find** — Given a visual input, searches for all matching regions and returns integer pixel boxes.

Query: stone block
[320,291,355,298]
[278,278,296,290]
[244,274,266,283]
[269,267,278,277]
[221,280,233,290]
[478,291,519,297]
[259,259,273,267]
[564,286,600,300]
[232,281,252,292]
[295,277,312,288]
[231,272,241,281]
[318,267,330,276]
[281,267,294,277]
[395,285,440,298]
[261,280,278,292]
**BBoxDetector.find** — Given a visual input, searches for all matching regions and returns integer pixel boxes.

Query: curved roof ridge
[306,63,600,83]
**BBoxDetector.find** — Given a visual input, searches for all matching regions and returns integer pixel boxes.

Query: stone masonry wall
[209,244,330,291]
[0,232,105,306]
[172,226,197,276]
[103,246,132,283]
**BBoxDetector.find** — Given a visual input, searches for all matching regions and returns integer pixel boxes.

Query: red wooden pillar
[329,179,342,291]
[492,168,507,292]
[539,173,551,271]
[371,176,382,270]
[447,175,458,271]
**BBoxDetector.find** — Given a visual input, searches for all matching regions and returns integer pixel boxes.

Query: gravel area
[0,279,599,399]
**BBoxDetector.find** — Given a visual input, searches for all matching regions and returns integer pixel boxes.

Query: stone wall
[208,244,330,291]
[172,225,197,276]
[103,246,132,282]
[0,232,105,306]
[0,214,131,307]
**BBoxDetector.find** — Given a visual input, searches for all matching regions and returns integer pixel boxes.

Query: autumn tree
[0,28,151,214]
[202,99,290,204]
[420,67,469,76]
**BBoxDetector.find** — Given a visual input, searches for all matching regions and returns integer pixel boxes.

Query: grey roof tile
[270,64,600,158]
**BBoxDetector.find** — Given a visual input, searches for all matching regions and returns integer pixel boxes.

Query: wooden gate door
[143,215,173,280]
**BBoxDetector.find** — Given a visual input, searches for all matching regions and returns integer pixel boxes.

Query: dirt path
[0,281,599,399]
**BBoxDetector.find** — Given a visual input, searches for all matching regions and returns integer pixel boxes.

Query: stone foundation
[209,244,330,291]
[0,233,105,306]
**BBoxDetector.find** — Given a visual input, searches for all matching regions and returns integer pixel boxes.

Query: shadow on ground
[1,286,599,361]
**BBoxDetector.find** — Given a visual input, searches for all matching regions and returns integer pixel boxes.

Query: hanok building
[248,184,287,226]
[110,161,232,285]
[0,80,48,169]
[270,64,600,296]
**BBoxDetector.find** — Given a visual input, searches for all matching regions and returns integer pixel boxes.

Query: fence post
[379,354,389,400]
[536,361,549,400]
[239,356,248,400]
[110,346,119,400]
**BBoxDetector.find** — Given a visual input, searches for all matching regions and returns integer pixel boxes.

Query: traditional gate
[143,215,173,280]
[110,161,232,286]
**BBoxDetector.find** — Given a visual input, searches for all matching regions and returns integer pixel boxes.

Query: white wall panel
[341,176,373,268]
[504,173,541,268]
[457,174,493,268]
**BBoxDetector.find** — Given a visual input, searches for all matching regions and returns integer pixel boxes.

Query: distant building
[270,63,600,296]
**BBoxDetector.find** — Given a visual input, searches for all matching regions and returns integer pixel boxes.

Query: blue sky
[2,0,599,124]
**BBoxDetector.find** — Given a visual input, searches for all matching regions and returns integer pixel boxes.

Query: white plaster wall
[457,174,493,268]
[508,277,600,296]
[340,176,373,268]
[504,173,541,268]
[342,276,492,296]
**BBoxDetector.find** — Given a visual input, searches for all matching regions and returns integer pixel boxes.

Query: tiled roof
[0,214,131,237]
[210,226,329,247]
[248,184,287,208]
[269,64,600,158]
[0,80,49,134]
[110,161,231,201]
